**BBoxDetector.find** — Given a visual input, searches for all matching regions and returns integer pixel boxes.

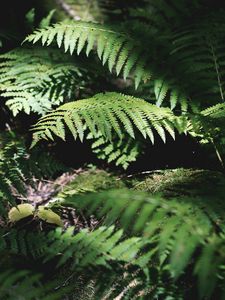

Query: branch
[55,0,81,20]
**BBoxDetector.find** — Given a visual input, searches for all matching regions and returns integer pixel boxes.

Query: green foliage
[0,1,225,299]
[0,269,68,300]
[39,9,56,29]
[87,132,143,169]
[24,10,225,167]
[0,225,188,299]
[24,20,152,89]
[3,1,225,167]
[31,92,182,146]
[24,4,225,112]
[60,188,225,299]
[4,182,222,298]
[0,136,27,210]
[0,48,89,116]
[0,133,66,216]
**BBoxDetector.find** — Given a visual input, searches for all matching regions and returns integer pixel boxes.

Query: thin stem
[209,42,224,101]
[211,138,224,170]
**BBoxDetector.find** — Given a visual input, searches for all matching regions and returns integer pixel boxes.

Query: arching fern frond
[24,6,225,111]
[0,48,89,115]
[24,20,195,110]
[61,188,225,299]
[169,20,225,107]
[0,226,179,299]
[24,21,152,87]
[31,92,182,147]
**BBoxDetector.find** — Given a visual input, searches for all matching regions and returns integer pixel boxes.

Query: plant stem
[55,0,81,20]
[211,138,224,170]
[209,42,224,101]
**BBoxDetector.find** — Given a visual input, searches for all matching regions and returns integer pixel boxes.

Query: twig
[55,0,81,20]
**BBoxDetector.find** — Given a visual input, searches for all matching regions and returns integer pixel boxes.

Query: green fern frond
[187,103,225,147]
[61,189,225,298]
[22,19,194,110]
[1,226,141,269]
[167,10,225,107]
[201,103,225,119]
[87,131,143,169]
[0,48,88,115]
[0,133,66,216]
[0,226,179,299]
[24,21,151,88]
[0,140,27,200]
[0,269,69,300]
[31,92,182,147]
[0,137,40,197]
[24,6,225,111]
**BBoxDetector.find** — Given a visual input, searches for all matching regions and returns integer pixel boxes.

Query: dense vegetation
[0,1,225,299]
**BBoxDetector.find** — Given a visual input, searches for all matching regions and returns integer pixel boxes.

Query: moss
[132,168,225,198]
[58,169,125,197]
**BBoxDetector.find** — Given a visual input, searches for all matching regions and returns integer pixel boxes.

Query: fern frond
[0,269,69,300]
[0,48,88,115]
[61,189,225,298]
[0,133,66,216]
[0,226,179,299]
[201,103,225,119]
[24,21,151,87]
[166,10,225,108]
[31,92,182,147]
[1,183,224,299]
[87,131,143,169]
[24,5,225,111]
[24,20,195,110]
[187,103,225,146]
[0,140,27,201]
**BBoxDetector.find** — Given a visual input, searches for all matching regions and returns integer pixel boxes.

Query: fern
[56,169,123,197]
[24,7,225,112]
[0,48,89,115]
[31,92,183,147]
[24,21,152,88]
[169,20,225,107]
[87,131,143,169]
[0,138,27,207]
[0,133,66,216]
[5,184,219,298]
[1,2,225,299]
[202,102,225,119]
[23,19,195,110]
[60,188,225,299]
[0,269,70,300]
[188,103,225,152]
[0,226,180,299]
[1,192,224,299]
